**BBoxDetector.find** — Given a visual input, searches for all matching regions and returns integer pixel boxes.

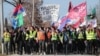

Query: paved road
[7,54,97,56]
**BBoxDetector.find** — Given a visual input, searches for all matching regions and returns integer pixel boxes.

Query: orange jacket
[37,31,45,41]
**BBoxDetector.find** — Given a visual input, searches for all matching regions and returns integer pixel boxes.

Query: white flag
[87,19,97,27]
[23,11,26,16]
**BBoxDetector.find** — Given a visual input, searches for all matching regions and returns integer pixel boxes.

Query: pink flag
[67,2,87,28]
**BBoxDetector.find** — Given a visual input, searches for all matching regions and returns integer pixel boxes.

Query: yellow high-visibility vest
[78,32,84,39]
[33,31,37,39]
[29,31,33,38]
[51,32,57,41]
[25,33,29,40]
[3,32,10,42]
[59,35,63,43]
[86,31,96,40]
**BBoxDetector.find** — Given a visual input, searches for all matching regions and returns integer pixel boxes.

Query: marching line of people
[2,25,100,55]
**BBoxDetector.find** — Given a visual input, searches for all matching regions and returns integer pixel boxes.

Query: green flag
[87,14,92,20]
[87,8,96,20]
[16,13,24,27]
[92,8,96,16]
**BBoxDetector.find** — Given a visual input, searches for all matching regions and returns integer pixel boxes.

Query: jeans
[4,41,10,54]
[10,41,15,54]
[38,40,45,53]
[77,39,85,54]
[52,40,57,54]
[63,41,68,54]
[87,40,93,54]
[17,41,23,55]
[29,38,34,53]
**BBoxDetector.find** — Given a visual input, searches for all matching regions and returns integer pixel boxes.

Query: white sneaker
[31,53,33,55]
[40,53,42,55]
[36,53,39,55]
[43,52,46,55]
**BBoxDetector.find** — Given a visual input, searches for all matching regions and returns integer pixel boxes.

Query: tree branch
[4,0,16,7]
[13,0,17,3]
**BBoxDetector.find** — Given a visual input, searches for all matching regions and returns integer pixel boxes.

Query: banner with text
[40,4,60,23]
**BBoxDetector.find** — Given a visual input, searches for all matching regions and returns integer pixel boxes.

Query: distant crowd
[2,25,100,55]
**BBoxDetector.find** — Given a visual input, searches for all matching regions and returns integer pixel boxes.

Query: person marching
[32,27,37,53]
[96,27,100,54]
[67,27,74,53]
[71,28,78,54]
[46,28,52,54]
[16,27,24,55]
[9,28,16,54]
[28,26,35,54]
[92,28,98,54]
[62,27,68,54]
[37,27,45,54]
[86,26,96,54]
[24,28,30,54]
[51,27,58,54]
[56,29,63,53]
[3,28,10,55]
[77,27,85,54]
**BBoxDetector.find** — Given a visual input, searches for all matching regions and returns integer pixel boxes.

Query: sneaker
[40,53,42,55]
[43,52,46,55]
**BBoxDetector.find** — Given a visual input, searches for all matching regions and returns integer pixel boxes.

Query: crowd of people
[2,25,100,55]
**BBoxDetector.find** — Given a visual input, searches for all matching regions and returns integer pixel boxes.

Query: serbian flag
[12,4,26,28]
[67,2,87,28]
[57,16,67,30]
[13,4,21,16]
[13,4,26,16]
[57,16,72,31]
[57,1,73,30]
[18,5,26,16]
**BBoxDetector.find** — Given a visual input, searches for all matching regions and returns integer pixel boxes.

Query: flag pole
[0,0,4,54]
[85,0,87,27]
